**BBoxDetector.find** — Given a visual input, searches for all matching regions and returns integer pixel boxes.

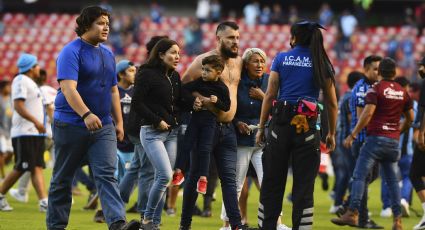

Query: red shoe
[196,178,208,195]
[172,171,185,186]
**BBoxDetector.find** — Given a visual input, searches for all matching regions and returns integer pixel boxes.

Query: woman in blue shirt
[256,21,338,230]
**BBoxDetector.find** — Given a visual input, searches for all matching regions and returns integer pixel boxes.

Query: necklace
[225,62,234,84]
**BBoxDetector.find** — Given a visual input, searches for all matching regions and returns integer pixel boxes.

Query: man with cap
[46,6,139,230]
[0,53,48,212]
[410,56,425,230]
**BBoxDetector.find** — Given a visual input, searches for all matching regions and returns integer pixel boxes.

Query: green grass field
[0,167,423,230]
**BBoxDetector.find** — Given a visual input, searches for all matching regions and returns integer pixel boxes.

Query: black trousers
[410,146,425,192]
[259,103,320,230]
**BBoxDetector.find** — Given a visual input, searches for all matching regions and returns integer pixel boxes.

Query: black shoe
[200,209,212,217]
[178,226,191,230]
[110,220,140,230]
[358,219,384,229]
[141,221,159,230]
[126,202,138,213]
[335,205,348,217]
[93,210,105,223]
[84,192,98,210]
[193,205,202,216]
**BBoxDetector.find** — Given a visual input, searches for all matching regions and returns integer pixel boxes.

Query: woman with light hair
[219,48,290,230]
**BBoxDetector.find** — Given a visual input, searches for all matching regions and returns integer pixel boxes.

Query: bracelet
[350,133,357,140]
[82,111,92,120]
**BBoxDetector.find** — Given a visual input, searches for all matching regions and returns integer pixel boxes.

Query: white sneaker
[329,205,339,214]
[9,188,29,203]
[414,216,425,230]
[219,227,231,230]
[380,207,392,218]
[277,223,292,230]
[400,198,410,217]
[39,200,48,212]
[0,197,13,211]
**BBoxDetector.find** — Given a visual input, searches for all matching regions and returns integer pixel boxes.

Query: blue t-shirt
[271,46,319,104]
[54,38,117,127]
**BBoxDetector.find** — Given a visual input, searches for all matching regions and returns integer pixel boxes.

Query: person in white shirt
[0,53,48,212]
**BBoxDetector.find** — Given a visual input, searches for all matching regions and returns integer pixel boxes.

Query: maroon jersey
[364,80,413,140]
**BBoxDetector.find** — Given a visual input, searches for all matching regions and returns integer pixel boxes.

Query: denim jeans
[181,123,241,228]
[118,134,163,224]
[179,111,216,176]
[350,136,402,217]
[381,153,413,208]
[140,126,178,221]
[332,144,355,206]
[47,121,125,229]
[221,145,263,221]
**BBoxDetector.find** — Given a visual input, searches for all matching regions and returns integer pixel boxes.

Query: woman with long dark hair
[256,20,337,230]
[131,38,198,230]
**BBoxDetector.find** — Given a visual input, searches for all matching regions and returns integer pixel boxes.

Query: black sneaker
[93,210,105,223]
[178,226,191,230]
[193,205,202,216]
[200,209,212,218]
[141,221,159,230]
[335,205,348,217]
[110,220,140,230]
[358,219,384,229]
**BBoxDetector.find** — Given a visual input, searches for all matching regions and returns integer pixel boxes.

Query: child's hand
[210,95,217,103]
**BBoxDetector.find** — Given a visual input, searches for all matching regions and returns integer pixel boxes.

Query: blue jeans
[381,153,413,208]
[181,123,241,228]
[350,136,402,217]
[47,121,125,229]
[140,126,178,221]
[180,111,216,176]
[118,134,163,224]
[332,144,355,206]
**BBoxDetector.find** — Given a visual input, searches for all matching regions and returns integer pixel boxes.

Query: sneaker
[166,208,176,217]
[94,209,106,223]
[178,226,191,230]
[329,205,339,214]
[400,198,410,217]
[39,199,48,212]
[193,205,203,216]
[110,220,140,230]
[276,224,292,230]
[335,205,348,217]
[172,171,185,186]
[9,188,29,203]
[414,216,425,230]
[84,192,98,210]
[200,209,212,217]
[219,227,231,230]
[196,178,207,195]
[380,207,392,218]
[141,221,159,230]
[0,196,13,211]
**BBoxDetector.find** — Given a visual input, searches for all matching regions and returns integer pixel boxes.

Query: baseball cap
[116,60,134,74]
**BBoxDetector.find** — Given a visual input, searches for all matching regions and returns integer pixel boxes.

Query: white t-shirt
[11,74,46,138]
[40,85,57,138]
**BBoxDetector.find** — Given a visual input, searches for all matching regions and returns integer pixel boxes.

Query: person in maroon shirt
[331,57,414,230]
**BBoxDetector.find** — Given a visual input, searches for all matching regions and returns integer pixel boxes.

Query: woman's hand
[157,120,170,131]
[256,128,266,146]
[249,87,265,101]
[236,121,251,135]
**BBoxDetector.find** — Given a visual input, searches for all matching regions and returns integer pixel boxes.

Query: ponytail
[310,28,335,89]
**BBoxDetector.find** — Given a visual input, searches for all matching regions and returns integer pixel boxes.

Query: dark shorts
[12,136,46,171]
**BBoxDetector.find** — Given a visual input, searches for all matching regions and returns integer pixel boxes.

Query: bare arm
[14,99,45,133]
[400,109,414,133]
[322,79,338,151]
[60,80,102,131]
[344,104,376,148]
[256,71,279,144]
[181,56,203,84]
[111,86,124,141]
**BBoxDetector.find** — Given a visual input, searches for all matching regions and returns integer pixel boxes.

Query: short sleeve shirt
[365,80,413,140]
[11,74,46,138]
[54,38,117,127]
[270,46,319,104]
